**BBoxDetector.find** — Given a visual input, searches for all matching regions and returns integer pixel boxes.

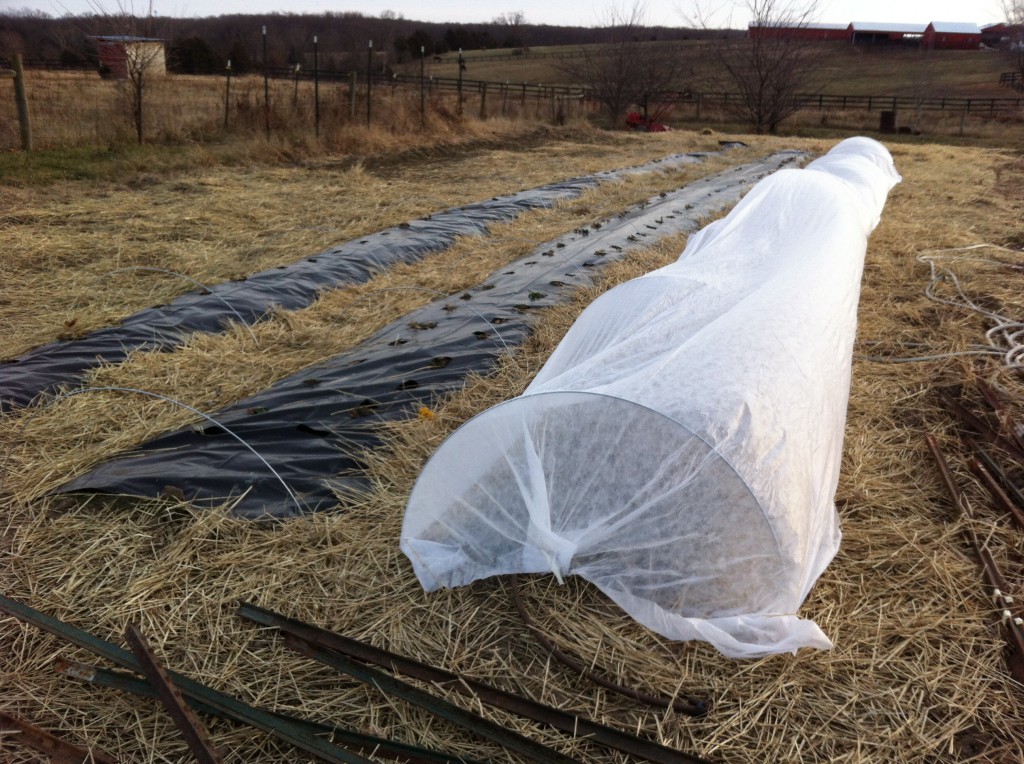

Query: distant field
[416,40,1013,99]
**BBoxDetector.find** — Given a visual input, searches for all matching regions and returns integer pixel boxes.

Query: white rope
[860,243,1024,368]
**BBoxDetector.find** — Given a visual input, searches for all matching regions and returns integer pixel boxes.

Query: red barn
[923,22,982,50]
[94,36,166,80]
[750,20,984,51]
[849,22,927,47]
[981,22,1024,47]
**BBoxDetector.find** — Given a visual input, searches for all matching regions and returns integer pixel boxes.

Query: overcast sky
[0,0,1009,28]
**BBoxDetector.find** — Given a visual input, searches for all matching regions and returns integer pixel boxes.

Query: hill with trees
[0,8,719,75]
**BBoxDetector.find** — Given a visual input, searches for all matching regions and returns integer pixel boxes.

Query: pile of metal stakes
[927,379,1024,684]
[0,593,712,764]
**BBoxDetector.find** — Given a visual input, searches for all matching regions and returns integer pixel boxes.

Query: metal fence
[302,71,1024,117]
[683,91,1024,115]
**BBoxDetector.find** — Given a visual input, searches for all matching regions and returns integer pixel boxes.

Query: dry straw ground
[1,125,1023,763]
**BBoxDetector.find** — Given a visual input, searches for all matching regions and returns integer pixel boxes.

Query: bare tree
[372,10,403,73]
[493,10,527,47]
[689,0,821,134]
[560,2,685,127]
[493,10,527,26]
[1005,0,1024,26]
[88,1,168,143]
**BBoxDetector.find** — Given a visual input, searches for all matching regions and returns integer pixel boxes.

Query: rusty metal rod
[973,547,1024,683]
[925,434,1024,682]
[974,379,1024,454]
[281,632,583,764]
[969,444,1024,522]
[0,593,373,764]
[0,709,117,764]
[237,601,712,764]
[508,576,709,716]
[925,433,972,520]
[969,457,1024,531]
[54,657,480,764]
[124,623,225,764]
[938,389,1024,465]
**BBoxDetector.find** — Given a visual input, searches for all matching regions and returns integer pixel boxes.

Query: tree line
[0,9,717,76]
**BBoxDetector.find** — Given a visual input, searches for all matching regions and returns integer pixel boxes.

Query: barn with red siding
[923,22,982,50]
[93,36,166,80]
[749,20,983,51]
[849,22,927,47]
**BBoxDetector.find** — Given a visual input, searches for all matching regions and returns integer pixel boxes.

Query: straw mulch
[0,125,725,358]
[1,132,1023,763]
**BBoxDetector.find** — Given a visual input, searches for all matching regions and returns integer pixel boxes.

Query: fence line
[686,91,1024,115]
[1000,71,1023,92]
[329,72,1024,117]
[17,57,1024,117]
[312,71,1024,117]
[375,73,1023,116]
[6,64,1021,150]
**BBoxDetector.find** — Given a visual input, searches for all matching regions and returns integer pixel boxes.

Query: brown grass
[1,131,1023,763]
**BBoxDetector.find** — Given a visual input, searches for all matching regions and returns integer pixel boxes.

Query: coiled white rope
[858,243,1024,368]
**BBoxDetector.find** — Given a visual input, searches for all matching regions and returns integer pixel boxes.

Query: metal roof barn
[93,36,166,80]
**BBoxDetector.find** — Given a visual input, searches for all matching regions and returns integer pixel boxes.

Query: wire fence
[4,62,1022,151]
[295,70,1024,117]
[17,57,1024,117]
[689,91,1024,115]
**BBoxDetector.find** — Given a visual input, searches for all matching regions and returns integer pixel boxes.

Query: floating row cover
[400,138,901,658]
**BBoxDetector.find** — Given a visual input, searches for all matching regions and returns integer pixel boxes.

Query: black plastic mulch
[52,152,804,518]
[0,152,716,413]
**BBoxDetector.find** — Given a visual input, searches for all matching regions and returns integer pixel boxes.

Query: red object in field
[626,111,670,132]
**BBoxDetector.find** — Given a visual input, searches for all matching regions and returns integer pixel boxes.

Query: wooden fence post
[479,82,487,119]
[10,54,32,151]
[313,36,320,138]
[456,48,463,117]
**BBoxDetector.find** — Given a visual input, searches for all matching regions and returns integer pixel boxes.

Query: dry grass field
[1,119,1024,764]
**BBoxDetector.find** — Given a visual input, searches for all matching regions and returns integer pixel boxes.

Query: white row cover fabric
[401,138,901,658]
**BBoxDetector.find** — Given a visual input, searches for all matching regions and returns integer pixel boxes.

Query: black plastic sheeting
[0,152,721,414]
[56,152,803,518]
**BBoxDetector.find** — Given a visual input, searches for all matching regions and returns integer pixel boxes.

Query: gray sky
[0,0,1008,28]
